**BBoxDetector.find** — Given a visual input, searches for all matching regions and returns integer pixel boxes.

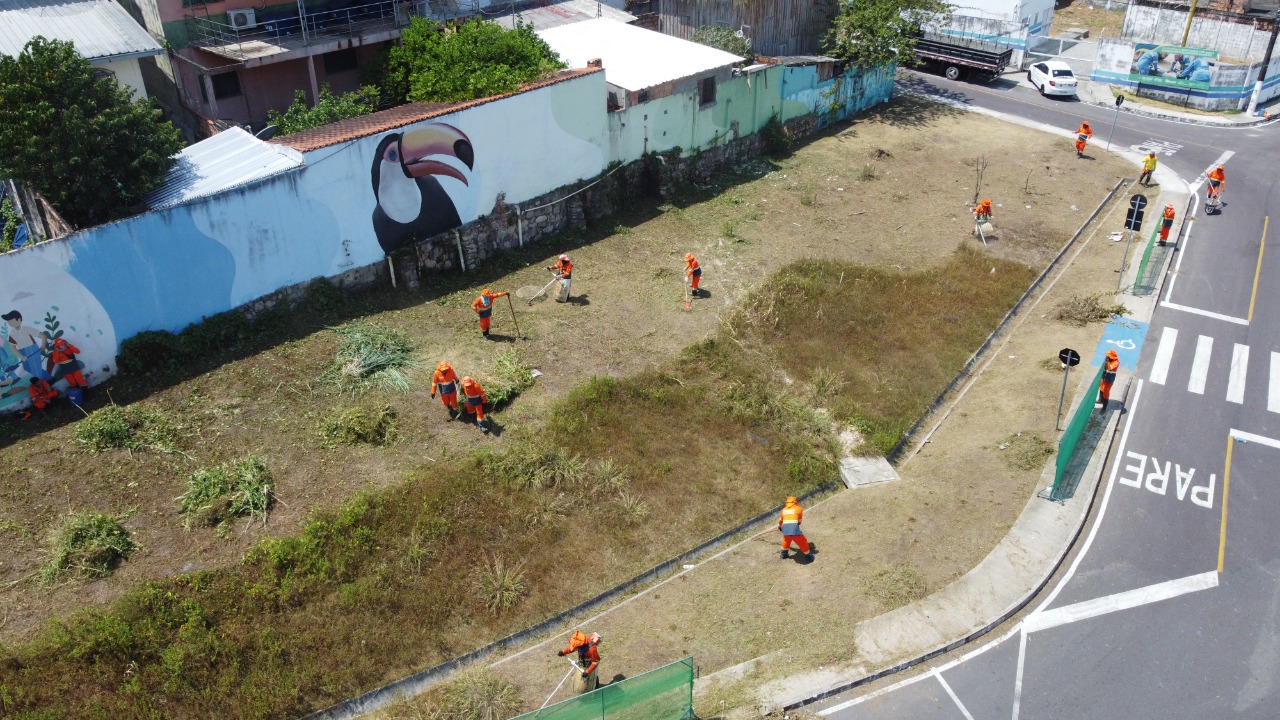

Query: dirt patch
[1049,0,1126,39]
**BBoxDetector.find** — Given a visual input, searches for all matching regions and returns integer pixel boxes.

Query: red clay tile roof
[271,67,602,153]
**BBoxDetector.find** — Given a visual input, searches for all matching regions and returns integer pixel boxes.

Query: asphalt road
[811,73,1279,719]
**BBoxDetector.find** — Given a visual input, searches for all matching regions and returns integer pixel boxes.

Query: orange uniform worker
[684,253,703,296]
[27,378,57,410]
[972,199,992,234]
[460,375,490,432]
[1098,349,1120,413]
[778,496,814,561]
[471,288,509,339]
[1074,121,1092,158]
[548,254,573,301]
[430,361,460,419]
[1159,203,1176,244]
[557,630,602,689]
[50,338,86,388]
[1206,164,1226,199]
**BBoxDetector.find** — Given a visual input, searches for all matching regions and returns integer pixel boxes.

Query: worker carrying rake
[472,288,509,340]
[430,361,460,420]
[557,630,602,693]
[779,496,815,562]
[684,253,703,298]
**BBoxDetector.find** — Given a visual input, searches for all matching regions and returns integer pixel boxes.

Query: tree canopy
[269,85,381,136]
[0,37,184,228]
[825,0,952,69]
[384,18,566,104]
[690,26,754,63]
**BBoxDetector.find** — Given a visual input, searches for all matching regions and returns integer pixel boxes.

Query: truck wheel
[945,65,962,81]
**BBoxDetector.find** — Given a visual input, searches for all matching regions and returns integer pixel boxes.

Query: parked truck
[911,32,1013,82]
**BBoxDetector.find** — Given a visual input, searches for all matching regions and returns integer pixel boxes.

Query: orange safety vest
[432,367,458,395]
[461,378,486,406]
[779,502,803,535]
[685,257,701,278]
[472,292,504,318]
[551,259,572,279]
[1076,124,1092,141]
[1103,355,1119,382]
[1207,168,1225,186]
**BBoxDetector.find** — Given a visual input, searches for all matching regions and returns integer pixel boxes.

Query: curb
[1083,98,1277,128]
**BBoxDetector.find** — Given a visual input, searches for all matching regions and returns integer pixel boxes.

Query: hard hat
[1082,121,1090,126]
[684,253,695,261]
[1148,152,1156,156]
[559,254,569,262]
[1106,349,1118,359]
[1217,165,1225,170]
[53,337,68,348]
[1167,203,1175,209]
[482,287,492,295]
[462,375,474,384]
[437,361,451,371]
[786,496,797,503]
[587,632,601,645]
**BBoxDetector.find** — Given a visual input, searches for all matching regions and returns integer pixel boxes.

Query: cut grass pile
[73,403,177,453]
[178,456,275,530]
[319,404,399,447]
[1053,293,1129,327]
[485,350,536,408]
[40,512,136,583]
[325,321,422,395]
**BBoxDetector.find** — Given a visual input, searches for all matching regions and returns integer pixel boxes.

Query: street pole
[1247,13,1280,116]
[1056,362,1071,431]
[1106,94,1124,151]
[1118,227,1134,290]
[1182,0,1201,46]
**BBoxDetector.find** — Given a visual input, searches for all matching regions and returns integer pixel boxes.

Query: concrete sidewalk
[1074,77,1280,127]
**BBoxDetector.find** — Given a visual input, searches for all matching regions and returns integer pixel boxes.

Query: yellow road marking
[1218,434,1234,573]
[1249,216,1268,323]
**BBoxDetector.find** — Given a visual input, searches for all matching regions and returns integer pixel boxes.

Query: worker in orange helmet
[430,361,460,420]
[1158,203,1176,245]
[778,496,814,561]
[1074,121,1092,158]
[557,630,602,691]
[1098,349,1120,413]
[50,337,86,388]
[972,199,992,235]
[548,254,573,302]
[27,377,57,410]
[684,253,703,297]
[471,288,509,340]
[1206,164,1226,200]
[460,375,490,432]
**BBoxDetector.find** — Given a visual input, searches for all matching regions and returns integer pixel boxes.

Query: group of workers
[15,336,87,419]
[430,360,491,433]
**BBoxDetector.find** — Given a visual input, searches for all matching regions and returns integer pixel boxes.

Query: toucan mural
[370,123,475,254]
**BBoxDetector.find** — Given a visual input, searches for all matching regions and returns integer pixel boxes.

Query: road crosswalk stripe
[1228,344,1249,404]
[1272,352,1280,413]
[1150,327,1178,385]
[1189,335,1213,394]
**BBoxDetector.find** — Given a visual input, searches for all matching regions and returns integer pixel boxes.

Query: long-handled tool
[505,295,525,339]
[541,655,583,709]
[526,275,559,306]
[683,276,692,311]
[975,221,990,246]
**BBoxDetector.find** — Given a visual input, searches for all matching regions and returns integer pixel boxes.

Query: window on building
[323,48,359,75]
[699,76,716,106]
[211,72,242,99]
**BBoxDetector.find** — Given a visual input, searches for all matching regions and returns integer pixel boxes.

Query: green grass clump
[74,404,177,453]
[485,350,536,408]
[178,456,275,530]
[319,404,398,447]
[41,512,136,583]
[471,555,527,616]
[324,321,422,395]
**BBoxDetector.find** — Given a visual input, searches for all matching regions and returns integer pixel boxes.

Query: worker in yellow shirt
[1139,152,1157,187]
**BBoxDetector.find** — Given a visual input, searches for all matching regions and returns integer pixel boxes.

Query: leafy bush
[1,196,19,252]
[116,311,253,375]
[178,456,275,530]
[760,114,792,155]
[302,277,348,315]
[41,512,136,582]
[116,330,183,375]
[318,404,398,447]
[323,321,421,395]
[690,26,753,62]
[74,403,177,453]
[471,555,527,615]
[478,442,586,491]
[269,85,380,135]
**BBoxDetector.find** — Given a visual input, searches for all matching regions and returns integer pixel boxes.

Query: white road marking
[1150,328,1178,385]
[1023,572,1219,634]
[1228,343,1249,404]
[1203,150,1235,178]
[1164,196,1196,302]
[1271,353,1280,414]
[1158,301,1249,326]
[936,673,976,720]
[1230,429,1280,450]
[1188,335,1213,394]
[1011,629,1028,720]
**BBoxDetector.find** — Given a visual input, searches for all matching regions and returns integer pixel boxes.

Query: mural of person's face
[4,315,20,330]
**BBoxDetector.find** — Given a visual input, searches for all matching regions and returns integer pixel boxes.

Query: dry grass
[1053,292,1129,326]
[996,431,1056,471]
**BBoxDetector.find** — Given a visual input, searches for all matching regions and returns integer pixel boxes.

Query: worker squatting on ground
[548,254,573,302]
[557,630,602,692]
[25,378,57,418]
[1159,203,1176,244]
[779,496,815,561]
[471,288,509,339]
[972,199,992,235]
[684,253,703,297]
[1206,164,1226,202]
[430,361,460,420]
[1139,152,1158,187]
[1074,121,1092,158]
[460,375,490,433]
[1097,349,1119,413]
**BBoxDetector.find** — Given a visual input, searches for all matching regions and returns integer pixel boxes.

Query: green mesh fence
[1051,366,1104,501]
[514,657,694,720]
[1131,222,1166,296]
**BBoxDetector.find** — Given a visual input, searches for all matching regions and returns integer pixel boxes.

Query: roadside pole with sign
[1119,193,1146,289]
[1056,347,1082,431]
[1106,95,1124,151]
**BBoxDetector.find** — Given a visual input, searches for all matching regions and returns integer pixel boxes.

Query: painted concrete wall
[1090,36,1275,110]
[950,0,1052,35]
[779,63,896,127]
[1121,4,1273,62]
[940,14,1032,65]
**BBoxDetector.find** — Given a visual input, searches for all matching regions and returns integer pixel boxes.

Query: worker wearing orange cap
[1074,121,1092,158]
[1159,203,1176,244]
[1098,349,1120,413]
[548,254,573,302]
[460,375,490,432]
[1206,164,1225,200]
[49,337,86,388]
[972,199,992,235]
[430,361,460,419]
[471,288,509,339]
[557,630,602,691]
[684,253,703,297]
[778,496,814,561]
[27,377,57,410]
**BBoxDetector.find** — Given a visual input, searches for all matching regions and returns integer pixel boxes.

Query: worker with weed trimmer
[430,361,460,420]
[558,630,602,693]
[472,288,509,340]
[779,496,815,562]
[548,254,573,302]
[971,199,992,236]
[460,375,491,433]
[684,253,703,298]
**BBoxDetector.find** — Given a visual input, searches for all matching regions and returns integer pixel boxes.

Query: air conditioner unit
[228,9,257,29]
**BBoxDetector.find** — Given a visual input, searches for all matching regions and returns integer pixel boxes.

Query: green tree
[690,26,754,63]
[269,85,381,135]
[384,17,565,104]
[825,0,952,69]
[0,37,184,228]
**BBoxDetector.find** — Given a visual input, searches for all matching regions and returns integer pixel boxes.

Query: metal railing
[189,0,480,51]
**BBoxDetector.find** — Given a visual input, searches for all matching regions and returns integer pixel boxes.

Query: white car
[1028,61,1078,97]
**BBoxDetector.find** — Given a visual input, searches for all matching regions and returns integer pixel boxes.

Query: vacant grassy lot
[0,95,1132,718]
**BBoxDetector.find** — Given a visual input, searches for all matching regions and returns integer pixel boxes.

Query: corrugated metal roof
[489,0,635,32]
[0,0,164,62]
[146,127,305,210]
[538,18,742,91]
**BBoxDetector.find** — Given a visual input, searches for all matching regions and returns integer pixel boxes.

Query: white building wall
[97,57,149,100]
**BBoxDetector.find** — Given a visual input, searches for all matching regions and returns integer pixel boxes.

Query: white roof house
[145,127,305,210]
[0,0,164,99]
[537,18,742,93]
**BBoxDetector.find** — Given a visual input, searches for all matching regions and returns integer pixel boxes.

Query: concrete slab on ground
[838,456,901,489]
